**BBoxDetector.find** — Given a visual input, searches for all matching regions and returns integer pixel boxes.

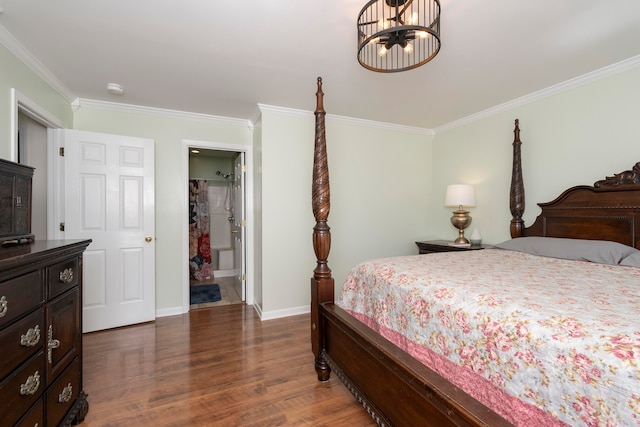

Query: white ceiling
[1,0,640,129]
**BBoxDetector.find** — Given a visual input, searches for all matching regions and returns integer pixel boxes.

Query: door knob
[145,236,153,242]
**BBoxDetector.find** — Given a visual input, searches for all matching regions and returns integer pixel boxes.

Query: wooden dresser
[0,240,91,426]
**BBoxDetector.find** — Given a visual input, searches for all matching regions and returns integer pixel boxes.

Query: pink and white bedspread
[338,249,640,426]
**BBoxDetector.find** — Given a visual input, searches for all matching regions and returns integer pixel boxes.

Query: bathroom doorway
[187,147,246,307]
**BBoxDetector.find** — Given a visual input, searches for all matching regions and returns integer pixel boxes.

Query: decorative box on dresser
[0,239,91,426]
[0,158,35,245]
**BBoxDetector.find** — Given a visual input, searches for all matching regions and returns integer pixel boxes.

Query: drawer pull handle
[0,295,7,318]
[58,383,73,403]
[20,371,40,396]
[48,324,60,364]
[21,325,41,347]
[59,268,74,284]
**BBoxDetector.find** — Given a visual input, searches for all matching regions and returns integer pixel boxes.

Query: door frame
[181,139,254,312]
[10,88,64,239]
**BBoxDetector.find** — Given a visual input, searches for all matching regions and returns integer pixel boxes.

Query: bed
[309,77,640,426]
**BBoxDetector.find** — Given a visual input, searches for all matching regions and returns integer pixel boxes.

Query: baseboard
[214,269,235,278]
[253,303,263,319]
[156,306,185,318]
[155,303,307,321]
[259,305,310,321]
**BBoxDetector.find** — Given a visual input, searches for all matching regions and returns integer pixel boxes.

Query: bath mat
[190,284,221,304]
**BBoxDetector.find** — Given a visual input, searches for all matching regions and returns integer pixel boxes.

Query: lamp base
[453,235,470,245]
[450,209,471,245]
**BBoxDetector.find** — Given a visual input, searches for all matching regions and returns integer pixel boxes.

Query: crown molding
[0,24,76,102]
[434,54,640,134]
[256,104,311,120]
[256,103,434,136]
[74,98,252,128]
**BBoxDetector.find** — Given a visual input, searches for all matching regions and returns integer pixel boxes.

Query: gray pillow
[620,251,640,268]
[494,236,639,265]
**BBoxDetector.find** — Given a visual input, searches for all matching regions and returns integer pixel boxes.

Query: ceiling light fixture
[357,0,441,72]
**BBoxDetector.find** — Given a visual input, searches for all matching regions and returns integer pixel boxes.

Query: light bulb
[404,42,413,54]
[378,46,389,56]
[378,18,390,30]
[414,30,429,39]
[408,12,418,25]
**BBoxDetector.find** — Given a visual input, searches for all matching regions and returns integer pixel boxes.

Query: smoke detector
[106,83,124,95]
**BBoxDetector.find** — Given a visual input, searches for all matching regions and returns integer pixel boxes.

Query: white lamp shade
[445,184,476,207]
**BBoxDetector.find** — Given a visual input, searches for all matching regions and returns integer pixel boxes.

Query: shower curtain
[189,180,214,281]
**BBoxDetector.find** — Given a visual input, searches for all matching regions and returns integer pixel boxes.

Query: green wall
[189,153,234,184]
[0,43,73,159]
[432,66,640,245]
[258,107,432,315]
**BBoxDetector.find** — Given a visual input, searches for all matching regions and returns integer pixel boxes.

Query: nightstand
[415,239,489,254]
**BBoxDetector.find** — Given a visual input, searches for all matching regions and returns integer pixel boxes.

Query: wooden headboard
[509,119,640,250]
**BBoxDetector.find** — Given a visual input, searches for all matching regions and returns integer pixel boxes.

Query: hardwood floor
[82,304,376,426]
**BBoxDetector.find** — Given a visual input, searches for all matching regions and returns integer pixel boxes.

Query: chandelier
[357,0,441,72]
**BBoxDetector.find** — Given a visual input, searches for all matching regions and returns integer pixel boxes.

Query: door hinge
[242,273,246,281]
[59,222,65,232]
[241,164,246,173]
[241,219,246,227]
[59,147,65,157]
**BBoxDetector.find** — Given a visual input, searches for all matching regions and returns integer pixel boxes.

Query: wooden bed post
[510,119,525,238]
[310,77,334,381]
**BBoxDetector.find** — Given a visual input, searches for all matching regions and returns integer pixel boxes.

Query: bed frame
[310,77,640,426]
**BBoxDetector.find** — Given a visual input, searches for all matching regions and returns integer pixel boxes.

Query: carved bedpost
[310,77,334,381]
[510,119,525,238]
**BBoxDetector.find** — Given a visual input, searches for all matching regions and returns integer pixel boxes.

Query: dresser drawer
[46,357,80,427]
[15,397,44,427]
[47,257,79,300]
[0,270,42,328]
[0,351,45,426]
[0,308,44,381]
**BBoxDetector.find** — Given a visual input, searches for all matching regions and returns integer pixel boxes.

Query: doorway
[17,112,48,239]
[182,140,253,312]
[11,88,65,240]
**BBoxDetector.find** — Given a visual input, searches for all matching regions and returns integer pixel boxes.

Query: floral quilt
[339,249,640,426]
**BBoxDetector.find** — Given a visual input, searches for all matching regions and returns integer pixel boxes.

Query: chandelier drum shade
[357,0,441,72]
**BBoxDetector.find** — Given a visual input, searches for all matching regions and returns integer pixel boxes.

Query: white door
[232,153,246,300]
[56,129,155,333]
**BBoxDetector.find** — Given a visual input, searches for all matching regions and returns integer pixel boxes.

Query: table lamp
[445,184,476,244]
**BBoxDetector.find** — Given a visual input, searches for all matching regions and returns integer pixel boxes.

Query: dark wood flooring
[82,304,376,426]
